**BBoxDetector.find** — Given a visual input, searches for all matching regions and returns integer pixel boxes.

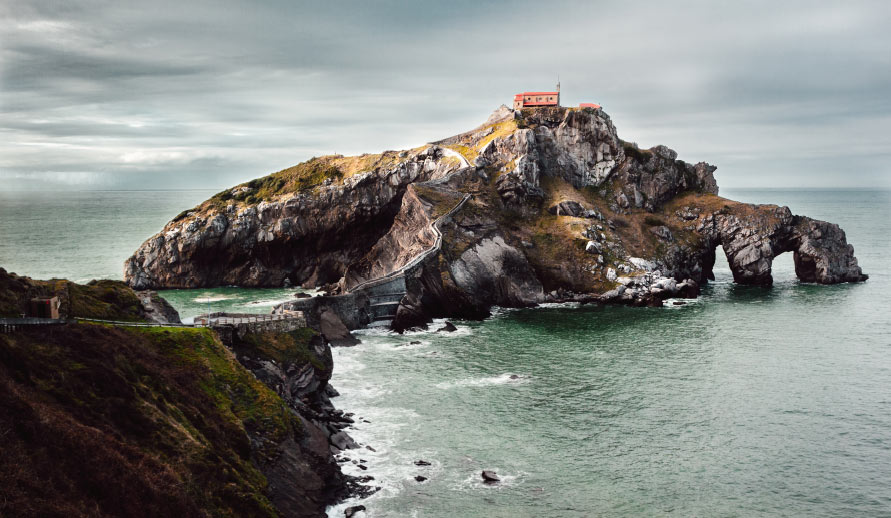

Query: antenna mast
[556,75,561,106]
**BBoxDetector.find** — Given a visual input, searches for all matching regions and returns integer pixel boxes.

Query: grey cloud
[2,0,890,191]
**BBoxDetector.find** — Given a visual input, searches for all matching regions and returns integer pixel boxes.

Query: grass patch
[0,269,147,321]
[621,140,653,163]
[0,323,292,517]
[643,215,665,227]
[238,328,325,372]
[413,185,464,219]
[198,149,422,212]
[135,326,301,445]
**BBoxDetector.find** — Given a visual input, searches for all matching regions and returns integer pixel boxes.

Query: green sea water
[1,188,889,516]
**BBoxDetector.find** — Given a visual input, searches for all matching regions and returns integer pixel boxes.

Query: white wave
[435,373,531,390]
[237,296,296,308]
[488,305,521,318]
[353,326,399,338]
[192,295,234,303]
[536,301,581,309]
[325,406,431,517]
[454,469,526,491]
[663,298,698,308]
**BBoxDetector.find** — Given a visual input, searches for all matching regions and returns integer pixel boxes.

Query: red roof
[514,91,560,107]
[579,103,601,109]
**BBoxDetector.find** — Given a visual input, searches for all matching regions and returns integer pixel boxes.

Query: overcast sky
[2,0,890,191]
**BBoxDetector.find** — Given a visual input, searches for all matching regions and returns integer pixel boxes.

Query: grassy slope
[0,268,147,321]
[441,119,518,162]
[0,323,305,518]
[176,149,425,218]
[238,328,325,371]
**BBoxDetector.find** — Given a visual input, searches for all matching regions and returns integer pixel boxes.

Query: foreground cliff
[0,271,352,517]
[125,106,867,328]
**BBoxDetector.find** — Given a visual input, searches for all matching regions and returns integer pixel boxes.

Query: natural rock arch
[697,206,867,286]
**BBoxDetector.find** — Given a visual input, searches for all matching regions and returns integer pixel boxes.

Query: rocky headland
[0,269,363,517]
[125,105,867,330]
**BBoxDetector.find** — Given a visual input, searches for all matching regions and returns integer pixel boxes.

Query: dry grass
[413,185,464,219]
[198,147,428,212]
[443,119,519,163]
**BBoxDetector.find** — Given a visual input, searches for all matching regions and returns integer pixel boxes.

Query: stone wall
[208,312,308,345]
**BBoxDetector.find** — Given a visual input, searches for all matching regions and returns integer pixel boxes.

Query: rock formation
[0,271,362,516]
[125,149,463,289]
[125,105,867,329]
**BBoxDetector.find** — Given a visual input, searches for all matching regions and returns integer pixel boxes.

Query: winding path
[346,145,474,323]
[349,145,473,293]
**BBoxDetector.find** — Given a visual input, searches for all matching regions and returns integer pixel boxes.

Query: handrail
[0,312,306,330]
[348,192,471,293]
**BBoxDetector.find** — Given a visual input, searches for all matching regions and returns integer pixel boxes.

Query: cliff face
[125,148,462,289]
[0,273,352,517]
[126,105,867,328]
[0,324,348,518]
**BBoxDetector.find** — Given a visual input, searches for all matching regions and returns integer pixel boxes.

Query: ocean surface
[1,188,889,517]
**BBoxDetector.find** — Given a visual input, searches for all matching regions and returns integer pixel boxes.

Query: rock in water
[481,470,500,483]
[344,505,366,517]
[414,460,432,466]
[436,321,458,333]
[320,308,360,346]
[415,475,427,482]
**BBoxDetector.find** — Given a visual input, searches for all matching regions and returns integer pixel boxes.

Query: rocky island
[125,105,867,330]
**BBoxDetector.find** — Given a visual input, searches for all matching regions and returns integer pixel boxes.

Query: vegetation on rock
[0,323,296,517]
[0,268,147,321]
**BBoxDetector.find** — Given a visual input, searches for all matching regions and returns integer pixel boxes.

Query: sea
[1,188,889,517]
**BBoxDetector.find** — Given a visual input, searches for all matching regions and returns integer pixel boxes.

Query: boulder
[436,321,458,333]
[330,430,359,451]
[547,200,587,217]
[585,241,601,254]
[481,470,500,483]
[649,225,673,241]
[320,308,360,346]
[344,505,366,517]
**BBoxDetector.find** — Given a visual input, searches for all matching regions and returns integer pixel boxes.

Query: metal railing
[193,312,303,327]
[349,192,471,293]
[1,312,305,331]
[346,145,473,295]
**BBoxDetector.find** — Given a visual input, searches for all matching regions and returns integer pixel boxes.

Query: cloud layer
[3,0,890,190]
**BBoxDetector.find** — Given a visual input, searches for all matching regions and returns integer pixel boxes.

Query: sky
[2,0,890,191]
